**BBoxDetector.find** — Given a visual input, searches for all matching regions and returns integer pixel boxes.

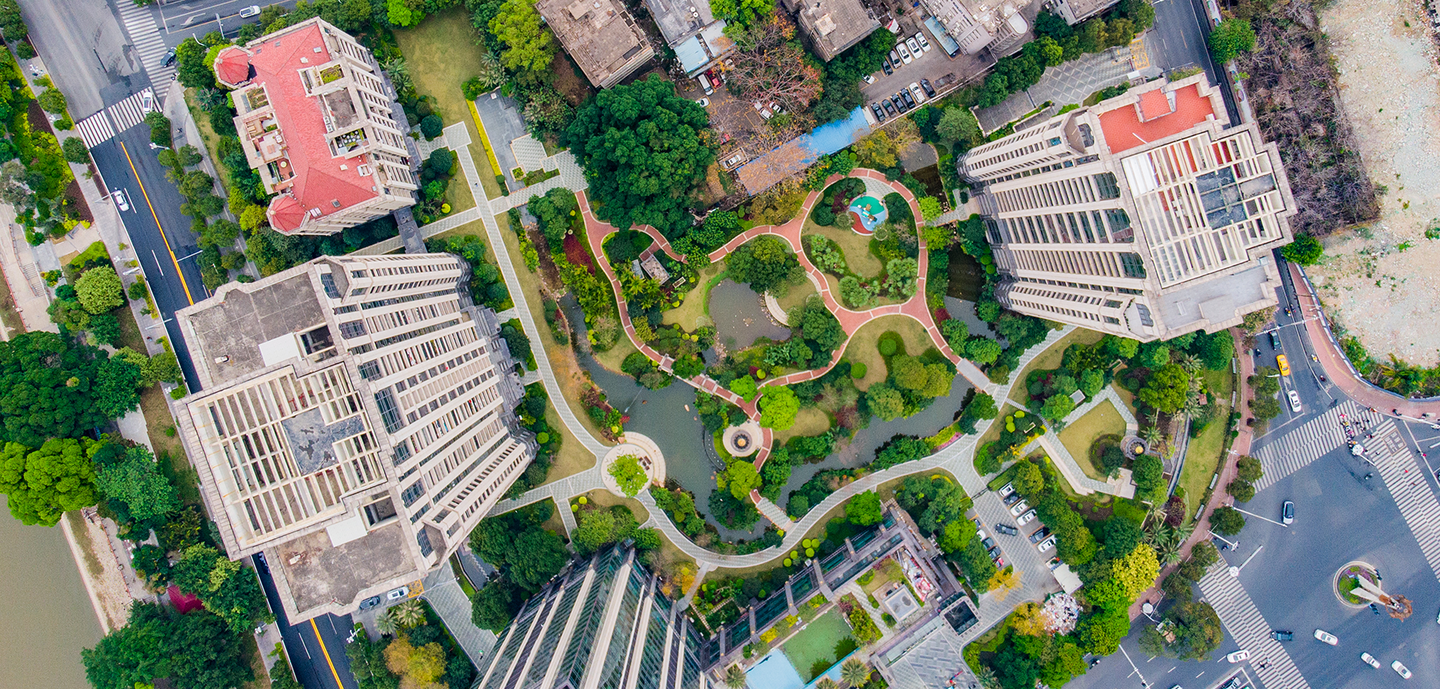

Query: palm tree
[389,599,426,629]
[375,611,396,636]
[1139,424,1165,447]
[975,666,1003,689]
[1179,353,1202,374]
[840,658,871,687]
[816,679,840,689]
[723,664,747,688]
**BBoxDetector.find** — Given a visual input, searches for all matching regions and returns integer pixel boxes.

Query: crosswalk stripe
[114,3,176,89]
[107,89,155,132]
[1368,422,1440,584]
[1198,563,1310,689]
[1251,402,1383,493]
[74,111,115,148]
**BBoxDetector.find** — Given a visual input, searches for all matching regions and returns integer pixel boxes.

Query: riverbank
[60,509,148,634]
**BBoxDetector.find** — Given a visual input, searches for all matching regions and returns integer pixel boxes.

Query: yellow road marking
[119,141,195,305]
[309,618,344,688]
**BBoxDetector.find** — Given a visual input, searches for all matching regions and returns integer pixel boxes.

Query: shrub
[420,114,444,140]
[62,137,91,165]
[144,112,172,147]
[849,362,867,379]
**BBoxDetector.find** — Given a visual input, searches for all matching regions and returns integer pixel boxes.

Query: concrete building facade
[474,546,714,689]
[645,0,734,77]
[536,0,655,88]
[960,75,1296,341]
[1052,0,1121,25]
[785,0,881,61]
[173,253,534,622]
[214,18,417,236]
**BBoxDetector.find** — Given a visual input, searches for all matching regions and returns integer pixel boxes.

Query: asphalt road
[255,554,359,689]
[1151,0,1241,126]
[19,0,146,118]
[154,0,299,46]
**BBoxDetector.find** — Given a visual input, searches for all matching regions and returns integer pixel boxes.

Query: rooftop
[274,523,417,613]
[1097,83,1215,155]
[536,0,654,87]
[795,0,880,60]
[180,271,327,387]
[646,0,717,45]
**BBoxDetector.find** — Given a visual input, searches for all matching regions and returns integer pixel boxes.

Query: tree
[608,454,649,497]
[935,107,981,145]
[1235,455,1263,483]
[1039,393,1077,423]
[0,0,28,42]
[83,602,253,689]
[469,508,569,592]
[419,113,443,140]
[725,15,822,111]
[1209,18,1256,63]
[1078,369,1104,398]
[725,460,761,500]
[1167,601,1224,659]
[93,443,179,521]
[0,438,98,526]
[1209,506,1246,536]
[563,77,714,238]
[759,385,800,429]
[987,565,1021,600]
[966,337,1002,365]
[347,629,401,689]
[1281,234,1323,265]
[75,266,124,314]
[95,356,143,419]
[1139,364,1190,413]
[38,88,68,115]
[490,0,555,76]
[62,137,91,165]
[384,637,447,687]
[840,657,871,688]
[865,383,904,421]
[1131,453,1163,496]
[1227,479,1255,502]
[845,491,883,526]
[1189,540,1220,569]
[1102,517,1144,559]
[470,580,519,632]
[174,38,214,89]
[1077,603,1129,655]
[170,544,273,634]
[728,235,800,294]
[1012,461,1044,498]
[145,111,172,148]
[389,599,426,629]
[723,664,748,688]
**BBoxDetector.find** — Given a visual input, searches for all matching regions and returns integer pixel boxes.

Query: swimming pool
[746,649,805,689]
[848,195,888,235]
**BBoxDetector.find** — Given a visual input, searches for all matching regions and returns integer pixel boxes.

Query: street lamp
[144,318,173,331]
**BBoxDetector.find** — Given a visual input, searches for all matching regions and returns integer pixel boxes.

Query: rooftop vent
[331,199,342,208]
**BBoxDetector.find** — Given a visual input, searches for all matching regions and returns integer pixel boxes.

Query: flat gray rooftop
[276,522,416,613]
[183,272,326,385]
[1157,261,1271,332]
[281,407,366,474]
[645,0,715,44]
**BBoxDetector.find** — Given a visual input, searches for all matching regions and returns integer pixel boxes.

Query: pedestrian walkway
[108,88,156,132]
[420,562,497,666]
[1027,433,1135,498]
[752,493,796,532]
[75,111,116,148]
[116,2,175,86]
[1197,562,1310,689]
[511,135,547,172]
[1366,420,1440,584]
[1250,401,1374,493]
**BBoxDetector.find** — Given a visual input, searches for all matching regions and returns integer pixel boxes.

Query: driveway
[473,91,529,192]
[974,43,1141,133]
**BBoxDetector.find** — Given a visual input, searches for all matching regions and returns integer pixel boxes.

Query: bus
[1277,354,1291,376]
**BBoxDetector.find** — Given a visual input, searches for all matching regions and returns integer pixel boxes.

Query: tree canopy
[758,385,800,429]
[0,438,98,526]
[0,332,112,446]
[607,454,648,497]
[92,442,180,522]
[1281,234,1323,265]
[727,235,802,295]
[83,602,253,689]
[170,544,274,634]
[469,503,569,630]
[1209,18,1256,63]
[1139,363,1189,413]
[562,77,715,239]
[845,490,883,526]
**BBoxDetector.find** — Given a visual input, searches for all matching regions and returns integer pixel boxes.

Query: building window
[358,360,381,380]
[339,320,367,338]
[374,388,403,433]
[319,273,341,299]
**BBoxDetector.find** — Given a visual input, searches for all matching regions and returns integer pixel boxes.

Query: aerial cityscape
[0,0,1436,688]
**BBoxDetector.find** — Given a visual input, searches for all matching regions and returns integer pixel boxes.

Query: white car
[906,38,922,58]
[1361,653,1381,669]
[1009,500,1029,517]
[1288,389,1302,413]
[1314,629,1338,645]
[889,50,901,67]
[386,586,410,601]
[909,82,926,103]
[238,4,261,18]
[1226,650,1250,664]
[1037,535,1057,553]
[897,43,913,64]
[915,32,932,53]
[112,189,129,212]
[998,482,1015,497]
[1392,660,1412,679]
[863,74,876,84]
[1017,509,1037,526]
[696,98,709,107]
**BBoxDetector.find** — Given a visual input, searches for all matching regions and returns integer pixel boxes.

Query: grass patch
[1007,328,1104,406]
[576,488,649,523]
[0,262,24,336]
[592,333,639,375]
[540,402,597,484]
[183,88,232,195]
[1056,399,1127,480]
[774,407,832,444]
[393,8,486,125]
[781,610,855,682]
[239,634,272,689]
[141,386,200,505]
[802,217,885,278]
[663,263,724,330]
[1179,370,1236,519]
[538,497,568,539]
[774,277,817,315]
[839,314,933,391]
[450,555,478,597]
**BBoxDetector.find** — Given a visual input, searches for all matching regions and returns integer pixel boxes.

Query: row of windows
[349,261,449,279]
[1008,248,1148,280]
[423,413,502,494]
[993,208,1133,246]
[404,375,493,427]
[360,327,479,382]
[994,172,1121,213]
[348,277,451,297]
[401,384,503,455]
[1012,275,1144,296]
[1010,298,1121,326]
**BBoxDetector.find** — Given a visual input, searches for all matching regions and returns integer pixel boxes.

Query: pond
[946,243,986,302]
[708,279,790,350]
[559,296,768,542]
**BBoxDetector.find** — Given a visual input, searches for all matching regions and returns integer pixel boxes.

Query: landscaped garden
[781,609,857,681]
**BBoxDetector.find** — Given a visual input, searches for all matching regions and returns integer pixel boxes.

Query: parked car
[897,43,913,64]
[909,82,926,103]
[1009,500,1029,517]
[239,4,261,18]
[1017,509,1037,526]
[882,99,897,116]
[891,95,908,113]
[899,89,915,108]
[871,103,886,122]
[1361,653,1381,669]
[1226,650,1250,664]
[863,74,876,84]
[1037,535,1058,553]
[1288,389,1303,413]
[981,537,996,550]
[998,482,1015,497]
[915,32,932,53]
[112,189,129,212]
[1314,629,1338,645]
[1003,491,1022,506]
[882,59,893,76]
[1282,500,1295,525]
[696,98,709,107]
[905,38,922,58]
[987,546,1001,561]
[358,596,383,611]
[994,523,1018,536]
[1392,660,1412,679]
[1029,526,1051,544]
[1271,630,1294,641]
[386,586,410,601]
[920,78,935,97]
[889,50,901,67]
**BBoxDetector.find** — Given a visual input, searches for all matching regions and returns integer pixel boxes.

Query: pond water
[946,244,986,302]
[707,279,789,350]
[559,297,768,541]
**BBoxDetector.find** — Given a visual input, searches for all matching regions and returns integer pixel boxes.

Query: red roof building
[214,19,417,235]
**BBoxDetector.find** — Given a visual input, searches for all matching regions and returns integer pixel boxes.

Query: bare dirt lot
[1308,0,1440,366]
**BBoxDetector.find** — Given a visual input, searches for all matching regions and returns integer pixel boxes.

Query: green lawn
[663,263,724,330]
[1007,328,1104,406]
[802,217,885,278]
[774,407,832,445]
[839,315,934,391]
[782,610,855,681]
[1056,399,1127,480]
[1179,369,1236,519]
[775,278,817,315]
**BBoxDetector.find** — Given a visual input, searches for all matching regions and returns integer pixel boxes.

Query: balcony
[332,129,369,155]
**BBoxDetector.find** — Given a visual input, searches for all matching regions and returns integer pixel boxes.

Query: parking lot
[860,21,994,119]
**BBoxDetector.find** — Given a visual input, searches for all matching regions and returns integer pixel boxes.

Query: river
[0,497,103,689]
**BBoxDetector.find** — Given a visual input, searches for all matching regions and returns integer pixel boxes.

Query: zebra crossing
[1367,421,1440,583]
[1197,563,1310,689]
[1251,401,1381,493]
[74,111,115,148]
[108,89,156,132]
[116,1,175,85]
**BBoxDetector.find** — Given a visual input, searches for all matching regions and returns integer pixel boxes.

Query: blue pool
[747,649,805,689]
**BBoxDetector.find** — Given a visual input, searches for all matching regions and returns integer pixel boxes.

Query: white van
[698,74,714,95]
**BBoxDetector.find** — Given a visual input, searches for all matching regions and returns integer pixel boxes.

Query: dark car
[882,58,893,76]
[920,78,935,97]
[994,523,1018,536]
[358,596,383,611]
[163,48,177,67]
[1270,331,1281,348]
[899,89,915,108]
[871,102,886,122]
[1029,526,1052,544]
[1003,491,1023,506]
[881,99,897,116]
[987,546,1002,561]
[891,95,907,113]
[1271,630,1294,641]
[981,537,996,550]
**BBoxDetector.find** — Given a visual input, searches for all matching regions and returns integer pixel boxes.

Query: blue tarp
[924,17,962,57]
[675,35,710,75]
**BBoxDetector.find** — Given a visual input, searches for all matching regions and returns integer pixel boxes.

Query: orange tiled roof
[1099,84,1214,155]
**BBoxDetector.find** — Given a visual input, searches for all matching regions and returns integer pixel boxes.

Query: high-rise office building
[474,547,714,689]
[173,253,534,622]
[960,75,1296,341]
[214,18,418,235]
